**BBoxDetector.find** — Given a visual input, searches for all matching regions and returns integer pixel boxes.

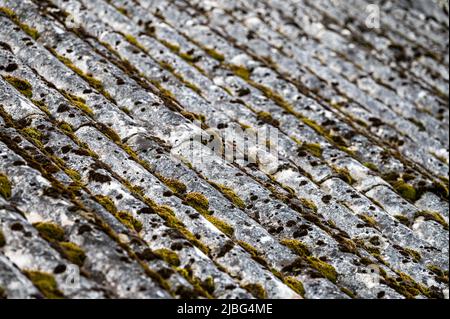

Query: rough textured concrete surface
[0,0,448,299]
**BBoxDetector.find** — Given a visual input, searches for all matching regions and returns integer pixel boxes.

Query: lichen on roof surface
[0,0,448,299]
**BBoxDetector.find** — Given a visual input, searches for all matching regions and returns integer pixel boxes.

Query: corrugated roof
[0,0,448,299]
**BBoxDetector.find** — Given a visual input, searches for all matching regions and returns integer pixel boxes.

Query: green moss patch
[154,248,181,267]
[0,7,39,39]
[284,276,305,297]
[403,248,422,263]
[95,195,117,213]
[237,240,268,267]
[0,173,12,199]
[340,287,356,298]
[430,180,449,199]
[307,257,338,283]
[300,143,323,158]
[299,198,318,212]
[358,214,378,228]
[24,271,64,299]
[204,47,225,62]
[394,215,411,227]
[159,176,187,194]
[363,162,379,172]
[256,111,280,127]
[211,183,246,209]
[383,272,433,299]
[52,50,112,101]
[427,265,449,284]
[116,211,143,233]
[243,283,266,299]
[415,211,449,230]
[180,110,206,123]
[334,167,354,185]
[62,91,94,116]
[185,192,210,212]
[59,242,86,266]
[393,180,417,201]
[230,64,252,81]
[95,195,143,233]
[4,75,33,98]
[281,239,310,257]
[204,214,234,237]
[34,222,65,242]
[0,230,6,247]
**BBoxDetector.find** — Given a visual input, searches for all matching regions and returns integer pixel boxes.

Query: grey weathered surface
[0,0,448,299]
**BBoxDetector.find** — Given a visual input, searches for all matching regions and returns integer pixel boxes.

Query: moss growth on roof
[358,214,379,228]
[124,34,146,51]
[230,64,252,81]
[0,7,40,40]
[34,222,65,242]
[160,39,181,53]
[116,211,143,233]
[211,183,246,209]
[175,266,214,299]
[0,230,6,247]
[334,167,354,185]
[180,110,206,123]
[4,75,33,98]
[363,162,380,172]
[281,239,310,257]
[200,276,215,295]
[61,91,94,116]
[427,265,449,284]
[182,80,203,96]
[50,50,113,101]
[116,7,129,16]
[284,276,305,297]
[252,83,295,114]
[307,257,338,283]
[430,180,449,199]
[0,173,12,199]
[24,271,64,299]
[58,122,74,134]
[59,242,86,266]
[203,47,225,62]
[340,287,356,298]
[185,192,210,212]
[394,215,411,227]
[237,240,259,257]
[159,176,187,194]
[393,180,417,201]
[256,111,280,127]
[95,195,142,232]
[301,143,323,158]
[243,283,266,299]
[64,168,82,182]
[300,118,327,136]
[383,272,433,299]
[154,248,181,267]
[204,214,235,237]
[144,202,210,256]
[299,198,318,212]
[237,240,268,267]
[403,248,422,263]
[95,195,117,214]
[179,51,201,63]
[415,211,449,230]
